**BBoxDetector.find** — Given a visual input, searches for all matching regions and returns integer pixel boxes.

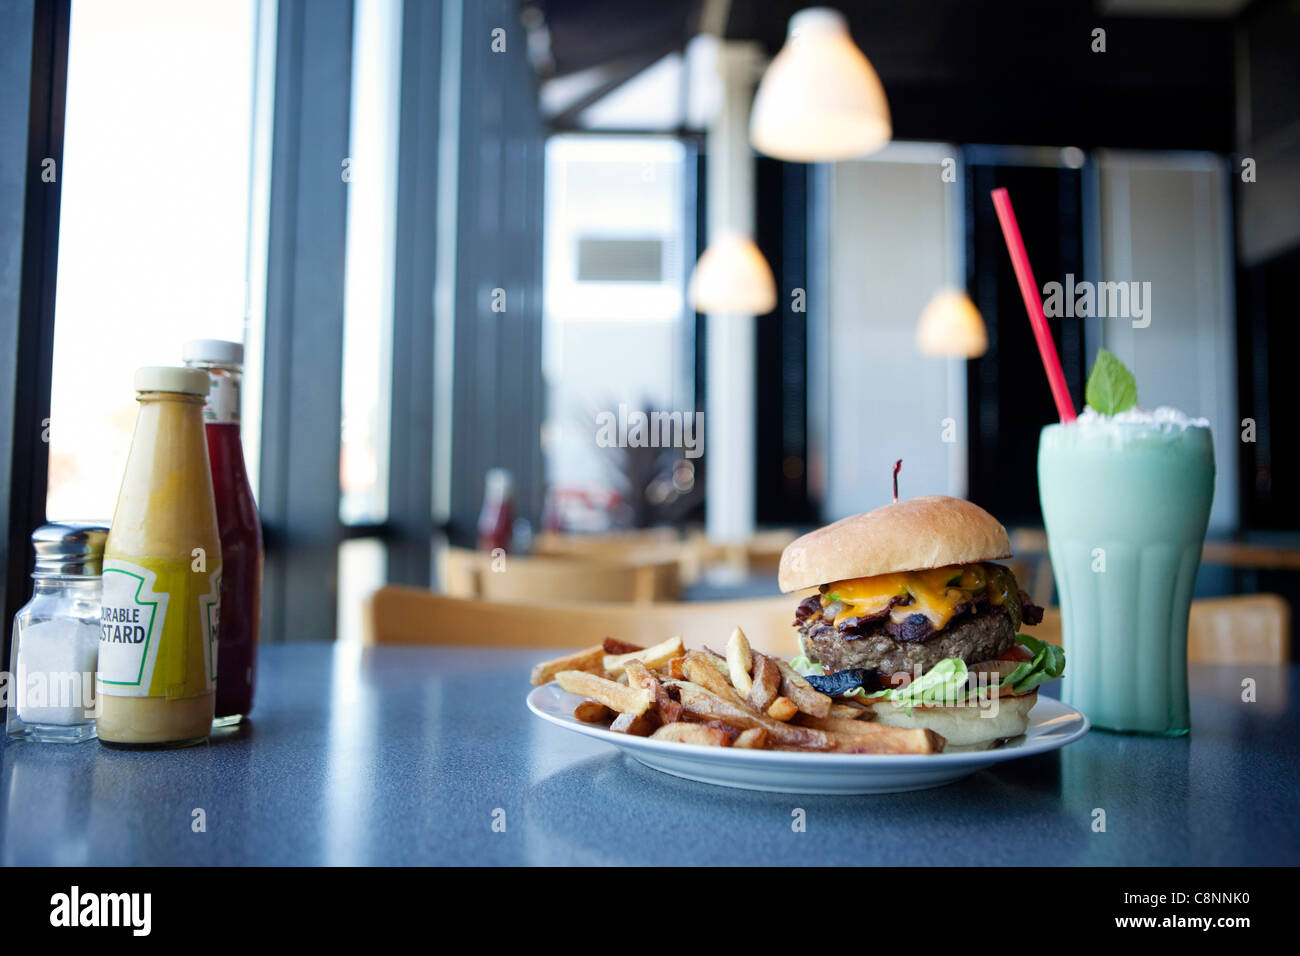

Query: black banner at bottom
[6,865,1281,940]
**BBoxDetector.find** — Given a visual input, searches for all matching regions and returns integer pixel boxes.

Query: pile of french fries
[529,628,944,754]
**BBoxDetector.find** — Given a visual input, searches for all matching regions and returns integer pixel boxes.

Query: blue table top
[3,644,1297,866]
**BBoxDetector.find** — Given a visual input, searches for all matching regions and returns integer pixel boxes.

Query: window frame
[0,0,70,657]
[2,0,551,648]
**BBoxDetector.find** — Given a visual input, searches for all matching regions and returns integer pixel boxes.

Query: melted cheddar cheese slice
[825,563,1017,632]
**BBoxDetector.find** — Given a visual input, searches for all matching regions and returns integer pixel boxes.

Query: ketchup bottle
[183,340,263,725]
[477,469,515,553]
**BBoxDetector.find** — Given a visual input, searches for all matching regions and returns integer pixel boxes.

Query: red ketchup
[184,339,263,724]
[477,468,515,554]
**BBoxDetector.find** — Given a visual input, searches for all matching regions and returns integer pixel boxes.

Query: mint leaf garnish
[1085,348,1138,416]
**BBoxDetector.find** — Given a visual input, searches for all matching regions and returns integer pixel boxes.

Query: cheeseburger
[778,495,1062,748]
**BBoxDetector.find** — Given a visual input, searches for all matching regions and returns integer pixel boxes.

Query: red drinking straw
[990,187,1077,423]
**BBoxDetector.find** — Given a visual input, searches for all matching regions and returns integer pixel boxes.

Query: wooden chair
[439,547,681,605]
[533,527,682,557]
[1022,593,1290,664]
[535,527,800,584]
[533,529,702,585]
[686,527,800,574]
[363,585,806,656]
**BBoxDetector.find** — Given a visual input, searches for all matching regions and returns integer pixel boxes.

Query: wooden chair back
[439,547,681,604]
[533,530,703,585]
[364,585,804,656]
[368,585,1289,665]
[1022,593,1290,664]
[686,527,800,574]
[533,528,682,557]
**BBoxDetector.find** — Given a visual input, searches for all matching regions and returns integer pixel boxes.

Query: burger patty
[799,603,1018,677]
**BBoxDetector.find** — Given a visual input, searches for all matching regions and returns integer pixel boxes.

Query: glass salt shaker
[6,522,109,743]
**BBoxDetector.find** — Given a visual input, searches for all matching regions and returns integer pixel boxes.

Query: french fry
[611,711,659,736]
[669,680,833,749]
[540,636,945,756]
[823,728,944,754]
[700,647,731,676]
[602,637,644,655]
[774,659,832,717]
[650,722,730,747]
[795,713,892,735]
[555,670,654,717]
[700,719,742,744]
[625,658,683,724]
[747,652,782,712]
[682,652,750,707]
[603,636,685,676]
[530,645,606,686]
[726,627,754,695]
[795,713,944,754]
[573,701,613,723]
[828,702,869,719]
[766,696,799,722]
[623,658,655,689]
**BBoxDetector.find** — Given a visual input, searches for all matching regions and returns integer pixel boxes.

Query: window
[46,0,261,520]
[13,0,547,643]
[339,0,401,526]
[542,135,693,530]
[336,0,402,633]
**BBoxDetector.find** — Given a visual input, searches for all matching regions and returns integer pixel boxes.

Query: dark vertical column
[512,41,546,529]
[444,0,545,545]
[386,0,442,586]
[259,0,353,641]
[680,137,702,415]
[0,0,69,657]
[690,144,707,454]
[803,161,831,521]
[754,157,813,526]
[964,157,1086,526]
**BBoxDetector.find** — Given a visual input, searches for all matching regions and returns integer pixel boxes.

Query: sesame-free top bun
[777,495,1012,593]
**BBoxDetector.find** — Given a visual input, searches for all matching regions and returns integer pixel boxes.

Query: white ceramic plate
[527,684,1090,794]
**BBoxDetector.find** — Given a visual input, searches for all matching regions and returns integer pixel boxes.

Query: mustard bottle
[98,367,221,747]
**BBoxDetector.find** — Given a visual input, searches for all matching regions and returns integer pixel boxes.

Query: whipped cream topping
[1075,405,1210,429]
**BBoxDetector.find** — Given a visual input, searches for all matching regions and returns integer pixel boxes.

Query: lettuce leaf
[791,635,1065,711]
[867,657,970,713]
[1000,634,1066,695]
[788,654,824,678]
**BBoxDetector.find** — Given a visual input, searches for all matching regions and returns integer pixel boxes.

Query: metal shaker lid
[31,521,110,577]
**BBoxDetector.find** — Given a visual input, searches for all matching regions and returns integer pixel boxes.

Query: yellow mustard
[97,367,221,748]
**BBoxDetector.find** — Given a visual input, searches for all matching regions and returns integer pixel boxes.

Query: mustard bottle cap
[133,366,209,396]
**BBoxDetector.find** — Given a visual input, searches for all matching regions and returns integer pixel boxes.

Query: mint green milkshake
[1038,410,1214,735]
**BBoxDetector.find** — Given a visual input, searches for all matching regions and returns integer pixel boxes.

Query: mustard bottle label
[100,558,220,698]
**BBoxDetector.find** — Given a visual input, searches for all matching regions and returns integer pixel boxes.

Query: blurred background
[3,0,1298,647]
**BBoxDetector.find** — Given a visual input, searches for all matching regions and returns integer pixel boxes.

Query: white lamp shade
[749,8,891,162]
[916,289,988,358]
[688,234,777,315]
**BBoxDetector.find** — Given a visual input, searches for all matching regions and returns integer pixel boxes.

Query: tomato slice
[997,643,1035,662]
